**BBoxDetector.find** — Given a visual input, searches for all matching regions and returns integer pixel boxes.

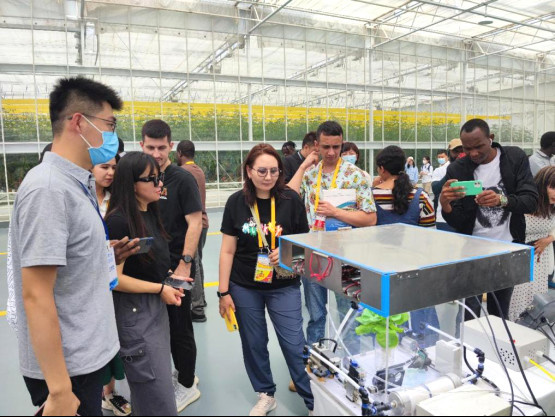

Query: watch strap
[217,291,231,298]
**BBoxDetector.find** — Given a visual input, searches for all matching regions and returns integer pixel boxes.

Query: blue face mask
[343,155,357,165]
[438,158,446,165]
[80,116,119,166]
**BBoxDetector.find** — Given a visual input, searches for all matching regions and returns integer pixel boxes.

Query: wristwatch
[217,291,231,299]
[499,194,509,208]
[181,255,194,264]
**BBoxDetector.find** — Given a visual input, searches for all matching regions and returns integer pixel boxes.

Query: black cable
[543,354,555,367]
[539,328,555,347]
[512,400,547,416]
[463,347,474,374]
[491,292,543,413]
[475,296,514,416]
[512,404,525,416]
[549,324,555,341]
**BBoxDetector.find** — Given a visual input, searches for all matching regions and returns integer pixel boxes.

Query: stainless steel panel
[279,224,533,317]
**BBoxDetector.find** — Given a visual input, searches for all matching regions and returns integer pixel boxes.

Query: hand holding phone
[133,237,154,255]
[450,180,483,196]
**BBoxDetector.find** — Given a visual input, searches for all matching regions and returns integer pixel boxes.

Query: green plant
[355,309,409,349]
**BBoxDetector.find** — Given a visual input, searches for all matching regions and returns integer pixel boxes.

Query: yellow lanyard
[254,197,276,250]
[185,161,195,165]
[314,158,342,212]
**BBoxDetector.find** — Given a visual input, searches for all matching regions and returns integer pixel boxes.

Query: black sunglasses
[136,173,165,185]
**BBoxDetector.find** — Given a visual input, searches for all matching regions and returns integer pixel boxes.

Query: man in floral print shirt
[288,121,377,349]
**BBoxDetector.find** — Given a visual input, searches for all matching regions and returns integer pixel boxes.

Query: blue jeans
[302,276,328,347]
[230,281,314,411]
[335,295,362,356]
[410,307,440,348]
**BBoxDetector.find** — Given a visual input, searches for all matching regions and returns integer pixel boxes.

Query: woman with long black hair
[373,146,439,347]
[218,144,313,416]
[105,152,189,416]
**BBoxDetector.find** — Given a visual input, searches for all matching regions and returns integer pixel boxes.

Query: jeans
[409,307,440,348]
[436,222,456,233]
[230,281,314,411]
[191,228,208,316]
[464,288,514,321]
[302,276,328,346]
[24,368,105,416]
[167,290,197,388]
[335,294,362,356]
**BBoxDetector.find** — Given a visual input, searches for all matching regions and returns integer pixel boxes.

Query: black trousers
[464,287,514,321]
[167,290,197,388]
[24,367,105,416]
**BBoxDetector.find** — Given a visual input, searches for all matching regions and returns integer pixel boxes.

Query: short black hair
[540,132,555,150]
[302,132,318,148]
[282,141,296,149]
[317,121,343,140]
[437,150,448,156]
[342,142,360,160]
[177,140,195,159]
[118,137,125,154]
[461,118,490,138]
[142,119,172,143]
[49,77,123,136]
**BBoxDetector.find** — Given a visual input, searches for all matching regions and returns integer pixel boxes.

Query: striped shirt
[372,188,436,228]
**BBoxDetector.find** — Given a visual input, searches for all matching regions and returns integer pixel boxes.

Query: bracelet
[158,283,165,295]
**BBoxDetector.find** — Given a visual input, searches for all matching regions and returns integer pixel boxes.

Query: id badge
[106,241,118,291]
[254,253,274,284]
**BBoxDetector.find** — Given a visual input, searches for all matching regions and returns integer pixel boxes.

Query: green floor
[0,211,310,416]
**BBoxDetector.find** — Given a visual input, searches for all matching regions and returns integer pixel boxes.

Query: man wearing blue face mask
[8,77,129,416]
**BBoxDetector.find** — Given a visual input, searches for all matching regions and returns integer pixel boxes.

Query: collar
[296,151,305,162]
[537,150,551,159]
[42,152,93,187]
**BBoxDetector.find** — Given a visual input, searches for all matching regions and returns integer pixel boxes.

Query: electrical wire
[528,359,555,382]
[474,296,515,416]
[539,327,555,347]
[512,400,547,416]
[491,292,546,416]
[543,354,555,367]
[513,404,525,416]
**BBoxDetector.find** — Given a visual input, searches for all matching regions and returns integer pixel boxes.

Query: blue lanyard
[78,181,110,241]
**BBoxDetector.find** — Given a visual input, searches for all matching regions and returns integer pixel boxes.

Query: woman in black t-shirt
[105,152,190,416]
[219,144,313,415]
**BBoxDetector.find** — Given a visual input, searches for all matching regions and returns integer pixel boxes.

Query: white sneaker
[172,370,199,387]
[249,393,277,416]
[174,381,201,413]
[101,393,132,417]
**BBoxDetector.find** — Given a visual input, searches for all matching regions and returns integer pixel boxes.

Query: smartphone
[134,237,154,255]
[164,276,193,291]
[224,308,239,332]
[450,180,483,196]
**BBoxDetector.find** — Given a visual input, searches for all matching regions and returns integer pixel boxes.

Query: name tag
[254,254,273,284]
[106,241,118,291]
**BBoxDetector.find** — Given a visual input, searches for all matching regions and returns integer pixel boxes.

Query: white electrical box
[463,316,549,372]
[416,385,512,416]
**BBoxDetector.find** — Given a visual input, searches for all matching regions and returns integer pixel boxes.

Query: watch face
[183,255,193,263]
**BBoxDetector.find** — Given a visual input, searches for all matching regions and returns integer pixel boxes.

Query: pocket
[119,340,156,383]
[114,295,140,328]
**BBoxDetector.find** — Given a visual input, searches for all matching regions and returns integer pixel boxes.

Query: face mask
[80,116,119,166]
[422,160,427,166]
[438,158,446,165]
[343,155,357,165]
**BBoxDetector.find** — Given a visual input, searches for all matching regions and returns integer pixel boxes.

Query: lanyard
[314,158,342,212]
[253,197,276,250]
[78,182,110,241]
[185,161,195,165]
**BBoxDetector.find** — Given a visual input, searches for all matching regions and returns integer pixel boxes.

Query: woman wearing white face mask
[341,142,372,182]
[420,156,434,194]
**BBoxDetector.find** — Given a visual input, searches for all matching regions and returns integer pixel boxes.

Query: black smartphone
[134,237,154,254]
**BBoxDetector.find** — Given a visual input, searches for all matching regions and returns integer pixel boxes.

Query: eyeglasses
[253,167,281,178]
[82,114,117,133]
[136,173,165,185]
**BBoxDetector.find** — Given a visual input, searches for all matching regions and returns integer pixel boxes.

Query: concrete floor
[0,210,545,416]
[0,211,310,416]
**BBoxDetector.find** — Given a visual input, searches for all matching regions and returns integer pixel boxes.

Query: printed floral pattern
[242,218,284,239]
[300,160,376,229]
